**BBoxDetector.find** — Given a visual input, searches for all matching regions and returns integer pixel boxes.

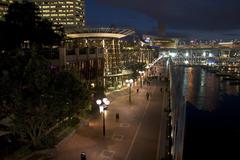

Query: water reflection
[180,66,240,160]
[180,67,239,111]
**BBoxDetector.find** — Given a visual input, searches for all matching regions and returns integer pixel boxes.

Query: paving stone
[100,150,115,159]
[120,123,130,127]
[112,134,124,141]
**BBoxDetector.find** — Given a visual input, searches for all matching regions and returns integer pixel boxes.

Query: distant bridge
[157,48,240,65]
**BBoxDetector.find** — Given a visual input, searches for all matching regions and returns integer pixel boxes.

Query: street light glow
[96,99,102,105]
[126,78,134,103]
[91,83,95,88]
[138,71,145,88]
[96,97,110,136]
[99,105,104,113]
[104,99,110,106]
[203,52,206,57]
[102,98,108,104]
[169,52,177,57]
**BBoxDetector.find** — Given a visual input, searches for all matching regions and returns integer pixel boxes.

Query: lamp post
[138,71,145,88]
[125,79,133,103]
[96,98,110,136]
[145,65,150,77]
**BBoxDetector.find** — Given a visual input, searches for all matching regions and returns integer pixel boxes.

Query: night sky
[86,0,240,40]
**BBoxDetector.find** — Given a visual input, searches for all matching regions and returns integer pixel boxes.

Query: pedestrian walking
[116,113,119,121]
[146,92,150,100]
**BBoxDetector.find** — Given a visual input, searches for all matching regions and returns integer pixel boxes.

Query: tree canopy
[125,61,146,80]
[0,1,64,51]
[0,52,91,147]
[0,1,92,149]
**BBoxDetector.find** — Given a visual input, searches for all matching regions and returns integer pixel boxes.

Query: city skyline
[1,1,240,160]
[1,0,240,40]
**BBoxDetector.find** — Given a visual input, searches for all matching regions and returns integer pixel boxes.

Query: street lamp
[125,79,134,103]
[96,98,110,136]
[145,65,150,77]
[90,83,95,88]
[138,71,145,88]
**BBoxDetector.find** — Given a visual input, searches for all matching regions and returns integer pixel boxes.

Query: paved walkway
[56,75,169,160]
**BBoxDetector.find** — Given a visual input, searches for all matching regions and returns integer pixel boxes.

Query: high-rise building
[0,0,13,20]
[31,0,85,29]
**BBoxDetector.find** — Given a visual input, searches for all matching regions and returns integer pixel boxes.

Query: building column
[102,39,107,88]
[117,40,121,68]
[112,39,115,73]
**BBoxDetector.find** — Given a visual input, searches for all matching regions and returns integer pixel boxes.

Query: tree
[125,62,146,79]
[0,50,31,118]
[0,1,64,51]
[0,52,91,148]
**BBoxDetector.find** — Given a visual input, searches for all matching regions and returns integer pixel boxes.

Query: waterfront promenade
[55,74,169,160]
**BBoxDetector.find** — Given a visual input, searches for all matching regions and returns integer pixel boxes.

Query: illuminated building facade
[31,0,85,28]
[59,27,136,90]
[121,41,155,66]
[0,0,13,20]
[143,34,179,49]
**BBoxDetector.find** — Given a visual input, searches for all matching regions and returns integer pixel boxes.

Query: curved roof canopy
[66,27,135,39]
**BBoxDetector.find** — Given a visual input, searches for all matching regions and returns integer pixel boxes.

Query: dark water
[180,67,240,160]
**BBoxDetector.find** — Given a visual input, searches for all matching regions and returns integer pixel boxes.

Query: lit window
[66,1,73,4]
